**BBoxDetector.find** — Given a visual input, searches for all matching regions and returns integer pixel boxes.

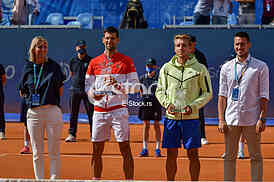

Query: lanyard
[33,64,44,91]
[234,59,249,85]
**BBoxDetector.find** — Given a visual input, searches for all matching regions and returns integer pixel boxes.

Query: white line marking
[0,153,8,157]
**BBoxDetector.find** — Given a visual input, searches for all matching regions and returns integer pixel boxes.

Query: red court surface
[1,123,274,181]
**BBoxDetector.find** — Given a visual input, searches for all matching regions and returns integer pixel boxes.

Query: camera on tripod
[120,0,148,29]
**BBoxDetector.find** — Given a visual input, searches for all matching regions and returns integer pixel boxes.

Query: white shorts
[92,108,129,142]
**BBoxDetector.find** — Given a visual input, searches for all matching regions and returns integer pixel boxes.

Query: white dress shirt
[219,54,269,126]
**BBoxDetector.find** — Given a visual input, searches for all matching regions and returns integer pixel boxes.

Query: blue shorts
[162,118,201,150]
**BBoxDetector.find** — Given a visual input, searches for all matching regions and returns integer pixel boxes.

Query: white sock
[155,141,160,150]
[143,141,147,149]
[24,141,30,147]
[239,142,244,153]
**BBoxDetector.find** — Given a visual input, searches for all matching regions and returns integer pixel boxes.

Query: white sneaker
[50,174,57,180]
[238,151,244,159]
[201,138,208,145]
[0,132,5,140]
[65,134,76,142]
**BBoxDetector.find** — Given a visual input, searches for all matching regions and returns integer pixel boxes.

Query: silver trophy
[94,59,115,96]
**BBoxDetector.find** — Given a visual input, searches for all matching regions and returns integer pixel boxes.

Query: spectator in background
[19,95,31,154]
[212,0,233,24]
[0,64,6,140]
[262,0,274,24]
[11,0,27,25]
[189,35,209,145]
[193,0,213,25]
[237,134,245,158]
[12,0,40,25]
[65,40,94,142]
[236,0,256,24]
[222,134,247,159]
[138,58,162,157]
[0,1,3,23]
[120,0,148,29]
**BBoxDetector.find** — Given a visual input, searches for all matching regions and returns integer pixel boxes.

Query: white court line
[0,153,8,157]
[3,153,274,162]
[0,179,262,182]
[1,179,171,182]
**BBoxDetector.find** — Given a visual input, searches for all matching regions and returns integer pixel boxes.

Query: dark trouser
[20,98,28,127]
[261,16,274,25]
[199,108,206,139]
[0,92,5,133]
[238,13,255,25]
[194,12,210,25]
[69,91,94,137]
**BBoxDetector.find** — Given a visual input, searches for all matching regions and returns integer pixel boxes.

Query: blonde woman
[19,36,66,179]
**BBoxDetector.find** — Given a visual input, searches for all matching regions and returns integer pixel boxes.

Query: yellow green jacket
[155,55,213,120]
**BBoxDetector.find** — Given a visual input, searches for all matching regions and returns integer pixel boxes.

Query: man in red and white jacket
[85,26,139,180]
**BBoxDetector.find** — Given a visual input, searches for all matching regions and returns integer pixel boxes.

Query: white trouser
[27,105,63,179]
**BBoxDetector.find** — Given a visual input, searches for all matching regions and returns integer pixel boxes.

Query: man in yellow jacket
[155,33,213,181]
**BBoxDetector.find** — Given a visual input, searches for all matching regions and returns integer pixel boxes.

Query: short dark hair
[189,35,196,42]
[234,31,250,42]
[75,40,86,47]
[104,26,119,38]
[146,57,156,65]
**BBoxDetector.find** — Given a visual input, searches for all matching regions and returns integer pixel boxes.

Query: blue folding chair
[67,21,81,26]
[77,13,93,29]
[45,13,64,25]
[91,16,104,29]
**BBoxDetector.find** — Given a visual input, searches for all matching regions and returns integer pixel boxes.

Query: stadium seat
[173,15,194,25]
[91,16,104,29]
[67,21,81,26]
[77,13,93,29]
[64,16,77,24]
[45,12,64,25]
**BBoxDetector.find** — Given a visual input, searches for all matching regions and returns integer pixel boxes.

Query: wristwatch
[260,117,266,124]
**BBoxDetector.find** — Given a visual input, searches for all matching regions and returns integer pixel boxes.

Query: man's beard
[106,46,116,51]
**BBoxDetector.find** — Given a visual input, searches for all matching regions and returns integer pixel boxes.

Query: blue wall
[1,28,274,118]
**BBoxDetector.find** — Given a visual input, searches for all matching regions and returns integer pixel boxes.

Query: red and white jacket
[85,52,140,112]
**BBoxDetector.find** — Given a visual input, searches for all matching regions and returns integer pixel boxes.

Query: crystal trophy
[171,86,185,115]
